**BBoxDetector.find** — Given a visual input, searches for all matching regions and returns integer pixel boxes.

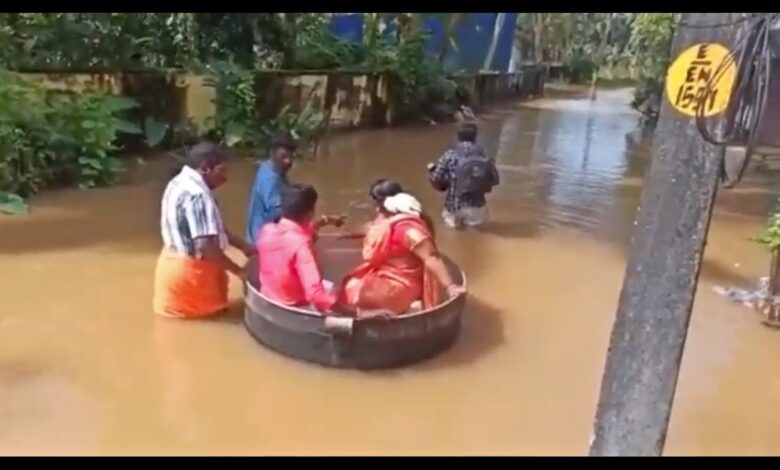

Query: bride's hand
[330,214,347,227]
[320,214,347,227]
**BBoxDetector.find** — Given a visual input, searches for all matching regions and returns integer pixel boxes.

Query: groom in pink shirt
[256,184,354,315]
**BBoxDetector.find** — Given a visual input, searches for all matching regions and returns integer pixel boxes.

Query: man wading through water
[153,141,255,318]
[428,122,499,229]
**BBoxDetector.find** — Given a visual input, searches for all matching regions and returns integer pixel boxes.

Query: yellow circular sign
[665,43,737,117]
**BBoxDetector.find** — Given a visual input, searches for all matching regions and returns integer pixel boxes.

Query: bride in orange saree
[339,179,466,317]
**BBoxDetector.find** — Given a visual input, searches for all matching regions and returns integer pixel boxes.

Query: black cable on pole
[691,13,780,188]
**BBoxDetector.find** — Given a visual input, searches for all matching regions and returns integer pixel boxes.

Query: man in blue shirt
[245,137,295,244]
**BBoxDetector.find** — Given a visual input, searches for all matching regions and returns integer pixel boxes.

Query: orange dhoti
[153,247,228,318]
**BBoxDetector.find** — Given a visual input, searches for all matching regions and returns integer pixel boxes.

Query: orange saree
[340,214,440,316]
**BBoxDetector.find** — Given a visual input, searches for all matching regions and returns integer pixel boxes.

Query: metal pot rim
[245,255,467,322]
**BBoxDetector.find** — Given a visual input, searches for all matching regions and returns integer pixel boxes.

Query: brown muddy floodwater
[2,88,780,455]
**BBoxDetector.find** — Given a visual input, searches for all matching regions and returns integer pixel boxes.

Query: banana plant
[103,95,170,147]
[255,85,326,157]
[757,207,780,296]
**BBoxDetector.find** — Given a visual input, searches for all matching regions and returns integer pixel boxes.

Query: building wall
[328,13,518,73]
[21,66,544,139]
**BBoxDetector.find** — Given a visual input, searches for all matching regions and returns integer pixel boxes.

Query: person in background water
[428,122,499,229]
[153,141,256,319]
[245,136,296,245]
[257,184,353,315]
[338,179,466,317]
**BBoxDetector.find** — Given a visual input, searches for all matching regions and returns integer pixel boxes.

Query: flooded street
[3,88,780,455]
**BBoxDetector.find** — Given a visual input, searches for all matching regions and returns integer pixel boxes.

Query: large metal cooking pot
[244,236,467,369]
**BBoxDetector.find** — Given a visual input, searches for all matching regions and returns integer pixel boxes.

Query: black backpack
[453,145,495,197]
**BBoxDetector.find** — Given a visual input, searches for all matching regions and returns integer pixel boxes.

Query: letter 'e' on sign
[665,43,737,117]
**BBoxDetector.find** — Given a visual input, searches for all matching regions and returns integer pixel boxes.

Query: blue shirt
[246,160,288,244]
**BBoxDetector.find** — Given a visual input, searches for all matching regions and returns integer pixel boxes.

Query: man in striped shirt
[153,141,256,318]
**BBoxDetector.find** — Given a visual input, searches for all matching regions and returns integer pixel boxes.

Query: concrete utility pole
[589,12,749,456]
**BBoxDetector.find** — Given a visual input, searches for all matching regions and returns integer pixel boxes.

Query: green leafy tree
[627,13,676,126]
[758,206,780,296]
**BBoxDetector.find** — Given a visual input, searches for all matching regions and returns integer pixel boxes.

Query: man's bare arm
[227,230,256,257]
[195,236,244,278]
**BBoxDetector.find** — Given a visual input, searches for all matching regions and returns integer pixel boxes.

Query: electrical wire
[692,12,780,188]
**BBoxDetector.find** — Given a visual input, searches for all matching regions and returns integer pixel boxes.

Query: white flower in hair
[383,193,422,216]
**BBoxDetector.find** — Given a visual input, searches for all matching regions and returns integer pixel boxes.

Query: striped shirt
[160,166,227,256]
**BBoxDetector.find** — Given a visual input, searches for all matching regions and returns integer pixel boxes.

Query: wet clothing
[430,142,498,226]
[246,160,288,245]
[431,142,497,213]
[442,206,488,228]
[153,248,229,318]
[257,218,337,313]
[153,166,228,318]
[340,214,440,316]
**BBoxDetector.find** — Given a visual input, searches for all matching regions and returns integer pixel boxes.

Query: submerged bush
[0,69,167,209]
[200,60,325,155]
[758,206,780,252]
[563,53,597,84]
[287,20,460,122]
[371,33,458,120]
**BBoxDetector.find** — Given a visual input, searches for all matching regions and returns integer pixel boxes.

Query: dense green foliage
[0,13,467,122]
[0,13,465,128]
[759,207,780,252]
[0,13,196,69]
[627,14,676,125]
[516,13,676,101]
[196,61,325,153]
[0,13,477,207]
[517,14,634,82]
[192,15,463,145]
[517,13,674,81]
[0,13,458,70]
[0,70,165,211]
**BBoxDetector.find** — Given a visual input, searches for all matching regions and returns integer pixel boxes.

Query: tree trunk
[484,13,506,71]
[509,15,523,72]
[770,251,780,297]
[396,13,412,43]
[589,70,599,100]
[437,13,462,64]
[589,13,614,101]
[532,14,544,64]
[364,13,380,51]
[281,13,298,69]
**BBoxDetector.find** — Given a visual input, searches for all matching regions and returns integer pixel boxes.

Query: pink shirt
[257,218,337,312]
